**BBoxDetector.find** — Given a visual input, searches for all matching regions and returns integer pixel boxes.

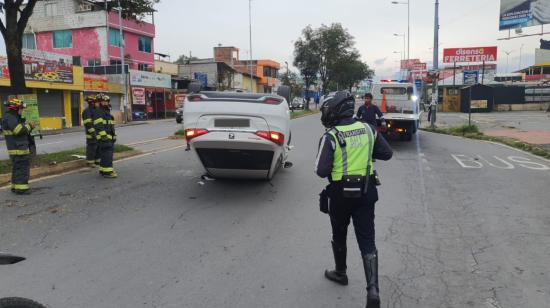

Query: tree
[0,0,158,94]
[279,70,303,99]
[329,52,373,91]
[174,54,199,65]
[293,26,320,110]
[0,0,39,93]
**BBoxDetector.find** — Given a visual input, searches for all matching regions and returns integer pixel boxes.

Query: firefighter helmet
[5,98,26,110]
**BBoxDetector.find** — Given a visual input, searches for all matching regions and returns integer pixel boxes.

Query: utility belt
[319,171,381,214]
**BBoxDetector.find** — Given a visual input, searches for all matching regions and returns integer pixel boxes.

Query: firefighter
[82,95,100,167]
[315,91,393,308]
[94,93,118,178]
[1,98,35,194]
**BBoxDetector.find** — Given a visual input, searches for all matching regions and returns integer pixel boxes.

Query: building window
[22,33,36,49]
[88,59,101,66]
[53,30,72,48]
[138,63,150,71]
[110,59,122,66]
[45,2,58,17]
[109,29,123,47]
[138,36,152,53]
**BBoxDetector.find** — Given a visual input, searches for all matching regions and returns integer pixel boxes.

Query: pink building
[26,0,155,70]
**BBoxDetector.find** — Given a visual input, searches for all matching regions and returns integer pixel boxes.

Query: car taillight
[185,128,209,141]
[264,98,282,105]
[255,131,285,145]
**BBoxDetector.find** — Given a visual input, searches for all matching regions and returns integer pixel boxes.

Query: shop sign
[443,47,498,63]
[132,87,146,105]
[129,69,171,88]
[84,74,108,91]
[0,49,74,83]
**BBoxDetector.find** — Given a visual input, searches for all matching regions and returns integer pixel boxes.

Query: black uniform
[82,106,100,165]
[315,117,393,255]
[93,107,116,175]
[2,110,33,192]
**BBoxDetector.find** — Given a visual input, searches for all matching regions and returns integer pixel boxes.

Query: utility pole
[431,0,439,128]
[117,1,128,123]
[248,0,254,92]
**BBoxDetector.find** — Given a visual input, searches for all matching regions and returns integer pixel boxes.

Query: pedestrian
[82,95,100,167]
[315,92,320,109]
[428,94,437,123]
[1,98,35,195]
[356,93,385,127]
[315,91,393,308]
[94,93,118,178]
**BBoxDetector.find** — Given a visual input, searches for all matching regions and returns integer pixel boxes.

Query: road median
[422,124,550,160]
[0,145,139,187]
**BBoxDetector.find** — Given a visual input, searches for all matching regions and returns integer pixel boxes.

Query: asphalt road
[1,114,550,308]
[0,119,181,160]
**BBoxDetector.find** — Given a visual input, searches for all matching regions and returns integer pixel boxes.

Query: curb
[290,110,320,120]
[0,150,141,187]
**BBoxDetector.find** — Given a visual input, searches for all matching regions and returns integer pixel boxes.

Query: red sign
[411,63,427,71]
[443,46,498,63]
[132,87,146,105]
[400,59,421,70]
[147,106,154,113]
[84,74,108,91]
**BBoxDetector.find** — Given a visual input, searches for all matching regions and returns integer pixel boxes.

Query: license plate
[215,119,250,127]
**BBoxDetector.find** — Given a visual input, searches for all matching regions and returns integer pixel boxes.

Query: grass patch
[174,129,185,136]
[423,125,550,160]
[291,108,320,119]
[0,144,135,175]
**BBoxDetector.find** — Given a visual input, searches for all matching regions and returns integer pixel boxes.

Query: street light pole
[519,44,524,70]
[248,0,254,92]
[431,0,439,128]
[116,1,128,123]
[504,50,513,73]
[392,1,410,60]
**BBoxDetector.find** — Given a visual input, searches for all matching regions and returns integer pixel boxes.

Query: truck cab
[370,81,421,141]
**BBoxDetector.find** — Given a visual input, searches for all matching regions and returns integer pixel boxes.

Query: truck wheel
[0,298,47,308]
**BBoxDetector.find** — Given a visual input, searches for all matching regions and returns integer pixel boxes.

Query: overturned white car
[183,89,292,180]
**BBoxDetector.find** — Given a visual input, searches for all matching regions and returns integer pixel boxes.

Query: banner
[194,72,208,87]
[443,47,498,63]
[1,50,74,83]
[84,74,108,91]
[411,63,427,71]
[464,70,479,85]
[129,70,171,88]
[500,0,550,30]
[9,94,41,133]
[400,59,421,70]
[132,87,146,105]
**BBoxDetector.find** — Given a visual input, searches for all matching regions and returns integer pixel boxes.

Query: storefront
[84,73,125,123]
[129,70,172,119]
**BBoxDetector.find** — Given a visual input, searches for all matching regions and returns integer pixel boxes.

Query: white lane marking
[39,141,64,146]
[451,154,483,169]
[125,137,169,146]
[508,156,550,170]
[477,155,514,170]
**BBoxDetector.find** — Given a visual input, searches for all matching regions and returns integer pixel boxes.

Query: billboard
[500,0,550,30]
[400,59,421,70]
[0,50,74,83]
[84,74,108,91]
[132,87,146,105]
[443,47,498,63]
[463,71,479,85]
[411,62,427,71]
[129,70,171,88]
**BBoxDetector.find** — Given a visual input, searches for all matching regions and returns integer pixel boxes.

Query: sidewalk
[425,111,550,150]
[0,118,173,140]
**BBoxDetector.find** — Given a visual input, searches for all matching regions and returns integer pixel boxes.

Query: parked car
[290,97,305,110]
[183,91,292,180]
[132,111,147,121]
[176,108,183,124]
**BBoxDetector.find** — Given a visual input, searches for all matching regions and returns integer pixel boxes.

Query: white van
[370,82,421,141]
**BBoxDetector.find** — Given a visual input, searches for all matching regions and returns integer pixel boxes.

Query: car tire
[0,298,47,308]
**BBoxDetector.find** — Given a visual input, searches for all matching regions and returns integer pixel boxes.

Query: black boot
[324,241,348,286]
[363,251,380,308]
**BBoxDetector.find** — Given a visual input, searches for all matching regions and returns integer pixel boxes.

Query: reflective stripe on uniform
[86,134,94,139]
[99,167,114,173]
[13,124,23,134]
[8,149,30,155]
[107,120,115,124]
[87,127,96,133]
[328,122,375,181]
[93,118,105,125]
[12,184,29,190]
[83,118,93,124]
[2,130,13,136]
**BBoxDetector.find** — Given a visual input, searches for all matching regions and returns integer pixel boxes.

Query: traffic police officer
[315,91,393,308]
[82,95,100,167]
[93,93,118,178]
[2,98,35,194]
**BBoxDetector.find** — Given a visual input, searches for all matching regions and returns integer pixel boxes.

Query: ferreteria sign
[443,46,498,63]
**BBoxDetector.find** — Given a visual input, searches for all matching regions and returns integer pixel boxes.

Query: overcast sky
[153,0,545,78]
[1,0,545,79]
